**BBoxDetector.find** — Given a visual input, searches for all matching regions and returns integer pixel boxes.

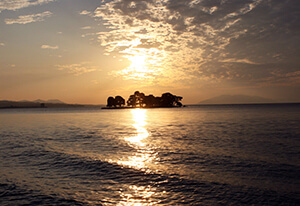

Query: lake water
[0,104,299,205]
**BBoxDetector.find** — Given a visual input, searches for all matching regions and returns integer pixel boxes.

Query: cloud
[220,58,260,65]
[81,26,92,30]
[0,0,55,13]
[79,10,91,15]
[56,62,97,76]
[5,11,53,24]
[93,0,299,86]
[41,44,58,49]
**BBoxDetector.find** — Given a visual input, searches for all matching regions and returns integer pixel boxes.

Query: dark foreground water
[0,104,299,205]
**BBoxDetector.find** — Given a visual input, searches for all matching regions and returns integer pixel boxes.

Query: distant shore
[0,100,103,109]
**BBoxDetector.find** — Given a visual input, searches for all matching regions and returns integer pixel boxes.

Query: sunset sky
[0,0,299,104]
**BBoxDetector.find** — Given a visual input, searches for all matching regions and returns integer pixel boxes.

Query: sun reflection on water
[124,109,149,147]
[117,109,160,205]
[117,185,158,206]
[119,109,155,170]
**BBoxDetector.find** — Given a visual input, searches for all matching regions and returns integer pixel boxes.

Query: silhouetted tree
[127,94,136,107]
[127,91,145,107]
[139,92,146,107]
[126,91,183,108]
[115,96,125,107]
[107,96,115,107]
[143,94,156,107]
[161,92,176,107]
[175,96,183,107]
[176,101,183,107]
[155,97,162,107]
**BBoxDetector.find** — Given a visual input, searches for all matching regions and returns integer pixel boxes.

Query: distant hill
[33,99,65,104]
[0,100,43,108]
[0,99,84,109]
[198,95,274,105]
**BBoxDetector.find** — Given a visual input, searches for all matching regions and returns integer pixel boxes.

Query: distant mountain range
[33,99,66,104]
[0,99,69,108]
[0,99,104,108]
[18,99,66,104]
[198,95,274,105]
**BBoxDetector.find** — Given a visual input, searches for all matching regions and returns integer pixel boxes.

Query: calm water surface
[0,104,299,205]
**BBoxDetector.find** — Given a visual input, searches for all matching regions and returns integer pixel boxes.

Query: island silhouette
[104,91,183,109]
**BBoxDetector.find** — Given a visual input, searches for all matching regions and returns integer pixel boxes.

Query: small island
[103,91,183,109]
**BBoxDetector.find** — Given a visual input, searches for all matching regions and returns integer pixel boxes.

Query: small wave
[0,181,87,206]
[12,148,300,205]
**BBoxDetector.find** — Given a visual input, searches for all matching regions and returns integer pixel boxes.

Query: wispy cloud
[93,0,299,86]
[79,10,91,15]
[81,26,92,30]
[5,11,53,24]
[220,58,260,65]
[0,0,55,13]
[41,44,58,49]
[56,62,97,76]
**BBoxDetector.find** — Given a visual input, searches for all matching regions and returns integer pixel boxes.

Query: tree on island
[106,91,183,108]
[127,91,146,107]
[126,91,183,108]
[107,97,115,107]
[106,96,125,108]
[160,92,183,107]
[115,96,125,107]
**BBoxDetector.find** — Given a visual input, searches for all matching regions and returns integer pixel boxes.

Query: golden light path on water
[118,109,155,170]
[125,109,148,146]
[117,109,160,205]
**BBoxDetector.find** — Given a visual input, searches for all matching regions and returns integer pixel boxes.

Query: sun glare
[118,48,165,80]
[129,55,146,71]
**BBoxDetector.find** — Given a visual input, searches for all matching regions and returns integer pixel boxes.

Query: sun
[129,55,146,71]
[119,54,157,79]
